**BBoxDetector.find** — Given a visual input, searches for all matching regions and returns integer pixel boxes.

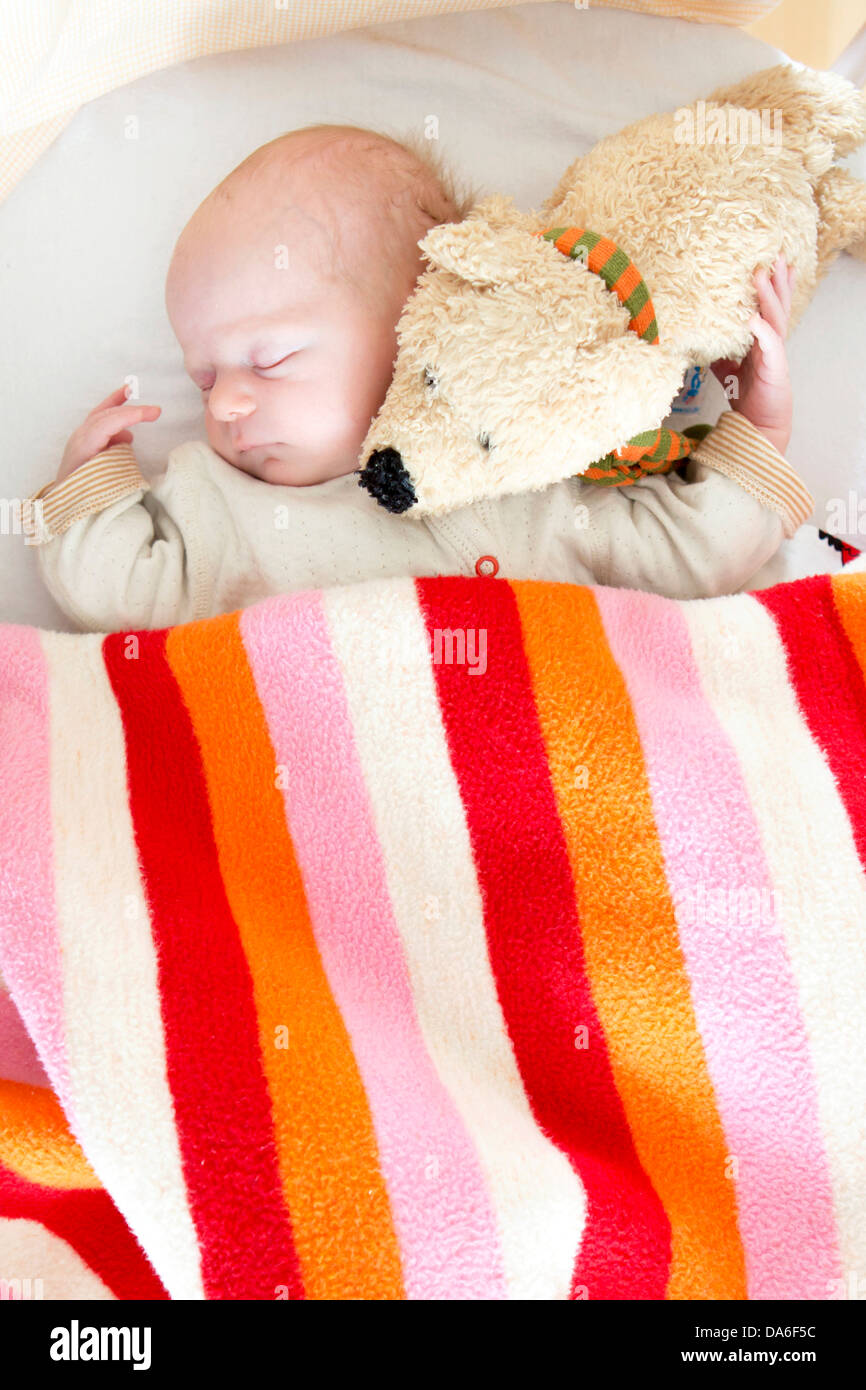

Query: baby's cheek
[203,410,221,448]
[306,375,360,438]
[354,352,396,429]
[203,409,231,461]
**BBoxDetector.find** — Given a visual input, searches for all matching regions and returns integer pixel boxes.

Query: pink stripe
[0,987,49,1087]
[0,628,73,1110]
[595,588,839,1300]
[239,594,507,1299]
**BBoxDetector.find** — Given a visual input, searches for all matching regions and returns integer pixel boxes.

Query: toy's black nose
[357,447,417,513]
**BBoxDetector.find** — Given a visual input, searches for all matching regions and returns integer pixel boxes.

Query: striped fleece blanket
[1,570,866,1301]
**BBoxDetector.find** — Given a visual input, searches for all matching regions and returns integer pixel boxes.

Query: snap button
[475,554,499,577]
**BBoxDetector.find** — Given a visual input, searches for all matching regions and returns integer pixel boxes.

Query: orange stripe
[587,236,617,274]
[511,582,748,1300]
[831,574,866,676]
[554,227,585,257]
[630,300,658,338]
[165,616,404,1299]
[608,260,643,303]
[583,470,633,486]
[614,441,651,462]
[0,1079,100,1189]
[616,430,662,463]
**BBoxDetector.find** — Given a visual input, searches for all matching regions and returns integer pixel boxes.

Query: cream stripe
[698,413,803,479]
[323,578,587,1300]
[0,1218,116,1300]
[29,444,144,494]
[40,631,205,1300]
[694,412,814,536]
[24,447,149,544]
[37,444,143,493]
[684,595,866,1299]
[713,461,811,536]
[0,1,781,205]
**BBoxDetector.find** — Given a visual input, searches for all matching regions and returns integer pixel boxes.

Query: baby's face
[166,167,417,486]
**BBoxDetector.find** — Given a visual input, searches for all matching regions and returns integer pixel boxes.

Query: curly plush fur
[358,64,866,517]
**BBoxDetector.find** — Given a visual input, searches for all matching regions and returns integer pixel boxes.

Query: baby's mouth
[237,440,282,454]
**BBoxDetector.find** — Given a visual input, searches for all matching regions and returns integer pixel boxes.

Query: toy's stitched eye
[479,433,491,451]
[423,367,438,389]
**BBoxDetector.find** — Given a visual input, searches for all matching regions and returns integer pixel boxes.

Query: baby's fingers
[748,312,787,377]
[756,257,796,338]
[89,384,133,416]
[773,257,795,321]
[755,266,787,339]
[80,402,161,454]
[93,402,161,429]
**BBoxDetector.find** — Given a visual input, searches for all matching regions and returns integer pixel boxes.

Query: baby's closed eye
[255,350,300,373]
[193,350,302,394]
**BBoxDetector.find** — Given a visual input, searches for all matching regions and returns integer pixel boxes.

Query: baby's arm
[24,387,229,631]
[570,257,809,598]
[25,446,206,631]
[572,412,812,598]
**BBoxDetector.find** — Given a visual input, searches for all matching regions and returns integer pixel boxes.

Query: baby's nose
[357,447,417,512]
[207,372,256,422]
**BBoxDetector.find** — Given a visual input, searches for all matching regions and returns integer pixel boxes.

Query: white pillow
[2,0,864,629]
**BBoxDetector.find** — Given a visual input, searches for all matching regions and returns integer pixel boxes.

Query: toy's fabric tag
[670,364,708,416]
[666,362,729,431]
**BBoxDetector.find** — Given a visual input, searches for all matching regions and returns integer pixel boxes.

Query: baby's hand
[56,385,161,485]
[711,255,794,456]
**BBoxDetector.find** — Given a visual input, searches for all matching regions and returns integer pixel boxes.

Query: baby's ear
[420,199,530,287]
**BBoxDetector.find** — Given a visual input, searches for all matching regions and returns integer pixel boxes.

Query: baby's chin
[221,443,356,487]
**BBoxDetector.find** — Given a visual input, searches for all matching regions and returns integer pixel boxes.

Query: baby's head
[165,124,471,486]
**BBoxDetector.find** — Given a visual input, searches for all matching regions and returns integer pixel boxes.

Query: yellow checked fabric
[0,0,782,205]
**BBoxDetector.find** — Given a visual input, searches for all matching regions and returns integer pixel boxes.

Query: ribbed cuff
[23,445,150,545]
[691,410,813,539]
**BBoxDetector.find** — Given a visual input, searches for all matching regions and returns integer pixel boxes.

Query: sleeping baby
[24,124,813,632]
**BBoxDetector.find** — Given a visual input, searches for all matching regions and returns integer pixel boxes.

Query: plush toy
[357,64,866,516]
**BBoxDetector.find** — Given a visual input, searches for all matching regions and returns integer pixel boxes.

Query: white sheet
[2,1,864,629]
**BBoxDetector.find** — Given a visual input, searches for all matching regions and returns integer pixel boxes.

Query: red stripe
[415,576,670,1299]
[756,576,866,868]
[0,1160,168,1300]
[102,630,304,1300]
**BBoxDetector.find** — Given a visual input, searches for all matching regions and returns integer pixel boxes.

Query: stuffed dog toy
[357,64,866,516]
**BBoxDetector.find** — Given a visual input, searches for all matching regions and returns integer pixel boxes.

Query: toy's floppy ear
[420,213,527,288]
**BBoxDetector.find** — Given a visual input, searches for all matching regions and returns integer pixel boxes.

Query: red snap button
[475,554,499,577]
